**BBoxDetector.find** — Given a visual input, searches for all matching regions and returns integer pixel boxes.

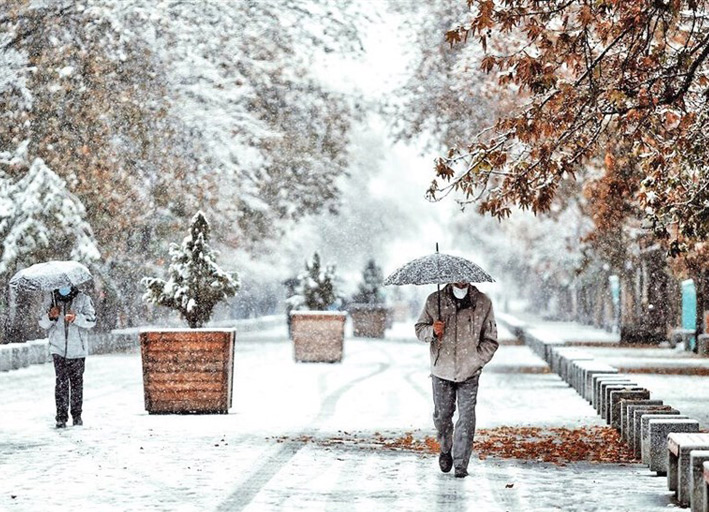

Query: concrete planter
[290,311,346,363]
[349,304,389,338]
[139,329,235,414]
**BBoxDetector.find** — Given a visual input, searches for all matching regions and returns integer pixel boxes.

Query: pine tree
[351,259,384,305]
[142,211,240,328]
[287,252,340,311]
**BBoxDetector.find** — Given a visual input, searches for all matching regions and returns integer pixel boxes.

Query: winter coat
[415,284,499,382]
[38,292,96,359]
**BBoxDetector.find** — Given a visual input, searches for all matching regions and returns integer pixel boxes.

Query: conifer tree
[352,259,384,305]
[142,211,240,328]
[288,252,340,311]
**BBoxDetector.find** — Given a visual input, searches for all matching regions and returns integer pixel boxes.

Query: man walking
[415,282,499,478]
[39,286,96,428]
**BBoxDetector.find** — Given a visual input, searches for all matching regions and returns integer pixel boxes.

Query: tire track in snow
[215,347,393,511]
[403,367,430,399]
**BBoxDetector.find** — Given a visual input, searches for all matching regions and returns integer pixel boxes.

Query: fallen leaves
[267,426,636,465]
[619,367,709,376]
[473,426,635,464]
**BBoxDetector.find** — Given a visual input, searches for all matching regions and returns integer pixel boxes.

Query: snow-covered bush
[142,212,240,328]
[287,252,341,311]
[351,259,385,305]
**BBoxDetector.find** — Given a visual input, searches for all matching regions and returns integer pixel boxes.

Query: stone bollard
[571,361,614,398]
[610,390,650,431]
[549,347,589,379]
[594,376,635,415]
[647,419,699,474]
[698,334,709,357]
[667,435,709,508]
[638,412,685,461]
[592,375,630,410]
[623,401,664,443]
[543,339,566,366]
[689,451,709,512]
[602,384,640,422]
[567,357,596,392]
[702,461,709,512]
[584,368,618,403]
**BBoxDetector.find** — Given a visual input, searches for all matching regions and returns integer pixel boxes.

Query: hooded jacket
[415,284,499,382]
[38,291,96,359]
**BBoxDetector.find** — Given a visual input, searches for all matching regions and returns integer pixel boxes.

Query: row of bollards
[527,332,709,512]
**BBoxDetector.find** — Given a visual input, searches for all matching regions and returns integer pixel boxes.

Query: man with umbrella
[385,247,498,478]
[12,261,97,429]
[39,284,96,428]
[415,280,499,477]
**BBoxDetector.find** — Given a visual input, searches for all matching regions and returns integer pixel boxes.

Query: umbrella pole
[437,283,441,320]
[435,243,442,365]
[436,243,441,320]
[435,282,442,365]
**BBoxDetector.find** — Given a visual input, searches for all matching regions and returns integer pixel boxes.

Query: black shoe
[454,467,468,478]
[56,421,67,429]
[439,452,453,473]
[73,417,83,426]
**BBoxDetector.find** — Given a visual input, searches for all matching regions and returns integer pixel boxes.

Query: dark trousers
[432,372,481,471]
[52,354,85,423]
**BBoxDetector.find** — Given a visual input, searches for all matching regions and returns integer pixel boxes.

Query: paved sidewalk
[0,324,681,511]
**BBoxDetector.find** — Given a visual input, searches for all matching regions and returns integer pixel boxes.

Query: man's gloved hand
[65,311,76,323]
[49,307,60,321]
[433,320,445,338]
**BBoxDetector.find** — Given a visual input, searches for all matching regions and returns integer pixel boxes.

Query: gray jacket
[38,292,96,359]
[415,284,499,382]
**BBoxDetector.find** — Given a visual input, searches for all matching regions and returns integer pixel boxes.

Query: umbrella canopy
[9,260,93,292]
[383,252,495,286]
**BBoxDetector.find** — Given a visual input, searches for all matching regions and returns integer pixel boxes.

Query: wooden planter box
[139,329,235,414]
[349,304,389,338]
[290,311,346,363]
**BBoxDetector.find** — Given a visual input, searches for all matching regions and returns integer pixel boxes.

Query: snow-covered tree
[288,252,341,311]
[351,259,385,305]
[0,0,372,324]
[0,143,100,277]
[142,212,240,328]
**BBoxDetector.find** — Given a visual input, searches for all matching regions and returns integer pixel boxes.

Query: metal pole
[436,242,441,319]
[435,242,442,363]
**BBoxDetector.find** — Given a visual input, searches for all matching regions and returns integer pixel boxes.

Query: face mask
[452,286,468,299]
[58,287,72,297]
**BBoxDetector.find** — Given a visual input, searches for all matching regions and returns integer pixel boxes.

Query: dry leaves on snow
[268,426,636,465]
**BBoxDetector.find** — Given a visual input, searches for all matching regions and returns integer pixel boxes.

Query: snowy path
[0,329,680,511]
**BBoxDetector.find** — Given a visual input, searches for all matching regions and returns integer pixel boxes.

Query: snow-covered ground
[0,321,691,512]
[499,310,709,427]
[498,311,621,344]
